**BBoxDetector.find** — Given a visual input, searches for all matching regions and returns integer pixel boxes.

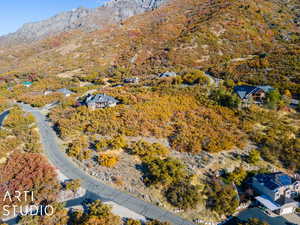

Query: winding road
[18,103,195,225]
[0,109,10,127]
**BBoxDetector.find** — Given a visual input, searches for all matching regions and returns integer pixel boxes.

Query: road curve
[18,103,195,225]
[0,110,10,127]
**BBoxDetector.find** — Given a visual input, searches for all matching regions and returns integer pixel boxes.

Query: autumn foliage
[0,153,59,213]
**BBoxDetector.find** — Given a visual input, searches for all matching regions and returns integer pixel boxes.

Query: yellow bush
[98,153,119,168]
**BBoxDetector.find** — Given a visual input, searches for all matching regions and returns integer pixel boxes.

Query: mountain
[0,0,167,45]
[0,0,299,93]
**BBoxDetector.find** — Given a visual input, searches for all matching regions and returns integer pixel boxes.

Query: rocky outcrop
[0,0,168,46]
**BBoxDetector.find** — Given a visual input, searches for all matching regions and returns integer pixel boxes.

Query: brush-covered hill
[0,0,299,92]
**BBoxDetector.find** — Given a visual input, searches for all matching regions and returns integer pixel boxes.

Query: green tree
[210,87,240,109]
[227,167,247,185]
[65,179,81,194]
[248,149,261,164]
[145,157,188,186]
[205,179,239,215]
[266,89,281,109]
[165,181,200,209]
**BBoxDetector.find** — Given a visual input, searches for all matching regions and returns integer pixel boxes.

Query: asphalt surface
[0,110,9,127]
[237,208,300,225]
[18,103,195,225]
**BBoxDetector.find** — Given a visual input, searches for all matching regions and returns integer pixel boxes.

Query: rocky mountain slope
[0,0,299,93]
[0,0,167,45]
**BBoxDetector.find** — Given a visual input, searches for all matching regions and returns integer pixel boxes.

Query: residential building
[57,88,74,97]
[44,90,53,95]
[233,85,274,105]
[159,71,177,78]
[251,172,300,215]
[85,94,119,110]
[124,77,139,84]
[22,81,33,87]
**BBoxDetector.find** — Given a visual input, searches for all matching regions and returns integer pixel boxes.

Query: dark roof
[254,172,292,190]
[233,85,261,99]
[234,85,274,99]
[85,94,119,104]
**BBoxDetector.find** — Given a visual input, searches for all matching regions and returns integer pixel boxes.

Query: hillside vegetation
[0,0,299,92]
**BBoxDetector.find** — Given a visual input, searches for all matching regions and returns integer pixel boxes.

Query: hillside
[1,0,300,223]
[0,0,299,93]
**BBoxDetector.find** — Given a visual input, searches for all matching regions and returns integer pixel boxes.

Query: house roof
[257,85,274,93]
[22,81,33,85]
[124,77,139,83]
[234,85,261,99]
[254,172,292,191]
[234,85,275,99]
[255,195,281,211]
[159,71,177,78]
[86,94,119,104]
[57,88,74,96]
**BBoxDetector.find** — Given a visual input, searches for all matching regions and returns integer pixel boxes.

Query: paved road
[18,103,195,225]
[0,110,10,127]
[237,207,300,225]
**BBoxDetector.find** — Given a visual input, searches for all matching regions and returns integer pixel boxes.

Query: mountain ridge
[0,0,167,46]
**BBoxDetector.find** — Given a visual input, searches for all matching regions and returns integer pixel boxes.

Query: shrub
[72,200,121,225]
[131,140,170,160]
[210,87,240,109]
[165,181,200,209]
[125,219,142,225]
[146,220,171,225]
[67,136,90,161]
[65,179,81,193]
[248,149,261,164]
[107,135,127,150]
[181,70,210,85]
[226,167,247,186]
[205,178,239,216]
[144,157,188,186]
[95,139,109,152]
[98,153,119,168]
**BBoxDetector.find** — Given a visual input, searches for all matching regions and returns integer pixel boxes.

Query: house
[159,71,177,78]
[85,94,119,110]
[22,81,33,87]
[44,90,53,95]
[251,172,300,215]
[56,88,74,97]
[234,85,274,104]
[124,77,139,84]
